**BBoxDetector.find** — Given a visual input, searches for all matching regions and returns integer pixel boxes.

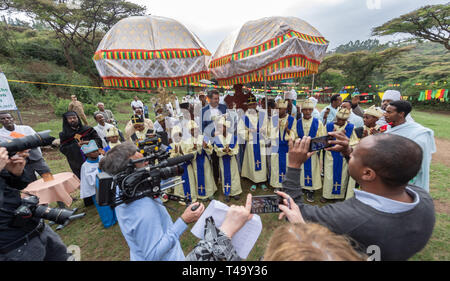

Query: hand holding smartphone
[309,135,333,152]
[251,195,284,214]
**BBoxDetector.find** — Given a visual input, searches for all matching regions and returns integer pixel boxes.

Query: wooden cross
[279,172,285,181]
[198,185,205,193]
[224,183,231,192]
[305,175,312,184]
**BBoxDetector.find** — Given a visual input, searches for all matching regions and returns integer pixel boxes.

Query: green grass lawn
[17,99,450,261]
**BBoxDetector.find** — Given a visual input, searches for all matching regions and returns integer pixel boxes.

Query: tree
[334,39,389,54]
[10,0,146,84]
[317,46,413,91]
[372,3,449,50]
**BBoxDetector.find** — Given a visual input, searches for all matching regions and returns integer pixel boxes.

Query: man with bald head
[278,133,435,260]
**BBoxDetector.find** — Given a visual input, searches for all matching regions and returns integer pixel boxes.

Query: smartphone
[309,135,333,152]
[359,95,373,101]
[251,195,283,214]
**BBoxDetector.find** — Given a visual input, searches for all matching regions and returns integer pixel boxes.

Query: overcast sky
[130,0,447,52]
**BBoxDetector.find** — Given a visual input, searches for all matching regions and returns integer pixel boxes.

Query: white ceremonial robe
[385,121,436,192]
[239,111,267,184]
[296,117,326,191]
[80,156,102,199]
[170,141,197,202]
[323,122,359,199]
[214,134,242,197]
[192,135,217,199]
[266,115,296,188]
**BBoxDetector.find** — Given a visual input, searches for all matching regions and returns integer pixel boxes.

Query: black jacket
[0,169,36,248]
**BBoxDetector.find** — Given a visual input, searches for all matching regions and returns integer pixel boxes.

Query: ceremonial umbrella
[209,16,329,86]
[209,16,329,109]
[93,15,211,89]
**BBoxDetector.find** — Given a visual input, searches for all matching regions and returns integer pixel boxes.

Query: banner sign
[0,72,18,111]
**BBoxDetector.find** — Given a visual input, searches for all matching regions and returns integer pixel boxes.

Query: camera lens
[160,164,184,179]
[34,206,75,225]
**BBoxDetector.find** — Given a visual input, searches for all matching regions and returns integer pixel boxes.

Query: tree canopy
[7,0,147,83]
[372,3,449,50]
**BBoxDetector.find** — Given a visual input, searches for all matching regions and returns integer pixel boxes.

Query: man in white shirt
[131,96,144,113]
[284,88,297,118]
[93,113,114,148]
[341,101,364,128]
[0,112,51,181]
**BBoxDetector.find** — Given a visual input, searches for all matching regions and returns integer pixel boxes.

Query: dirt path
[432,138,450,167]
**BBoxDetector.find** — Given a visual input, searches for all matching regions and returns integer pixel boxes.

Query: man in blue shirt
[320,94,342,124]
[99,142,205,261]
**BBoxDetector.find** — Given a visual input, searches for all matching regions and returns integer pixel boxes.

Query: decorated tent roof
[210,16,329,86]
[93,15,211,88]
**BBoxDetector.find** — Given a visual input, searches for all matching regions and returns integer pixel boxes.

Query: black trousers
[211,151,220,185]
[0,225,71,261]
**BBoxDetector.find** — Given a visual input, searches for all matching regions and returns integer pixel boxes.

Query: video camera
[0,130,55,156]
[96,152,194,208]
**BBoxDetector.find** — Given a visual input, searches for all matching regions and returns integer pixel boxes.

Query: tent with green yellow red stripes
[93,15,211,89]
[209,16,329,86]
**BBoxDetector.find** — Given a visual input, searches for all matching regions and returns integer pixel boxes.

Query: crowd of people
[0,87,437,261]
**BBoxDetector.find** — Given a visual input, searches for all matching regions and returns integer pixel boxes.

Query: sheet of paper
[191,200,262,259]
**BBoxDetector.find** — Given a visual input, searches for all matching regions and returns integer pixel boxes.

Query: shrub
[53,99,71,117]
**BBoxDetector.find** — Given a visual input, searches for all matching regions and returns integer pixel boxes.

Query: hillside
[373,41,450,85]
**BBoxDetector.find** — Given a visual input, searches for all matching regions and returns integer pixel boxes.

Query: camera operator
[277,133,435,260]
[99,142,205,261]
[0,147,70,261]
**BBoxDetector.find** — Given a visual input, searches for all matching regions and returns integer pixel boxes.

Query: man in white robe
[377,90,414,127]
[322,107,359,202]
[384,100,435,192]
[239,94,268,191]
[295,99,326,203]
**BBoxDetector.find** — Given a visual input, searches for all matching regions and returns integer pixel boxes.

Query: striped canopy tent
[93,15,211,88]
[209,16,329,86]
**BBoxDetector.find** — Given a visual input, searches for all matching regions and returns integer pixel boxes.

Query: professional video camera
[0,130,55,156]
[96,153,194,208]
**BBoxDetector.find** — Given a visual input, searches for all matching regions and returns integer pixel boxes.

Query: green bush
[53,99,71,117]
[83,103,98,117]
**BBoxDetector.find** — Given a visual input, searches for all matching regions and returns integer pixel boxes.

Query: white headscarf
[382,90,401,101]
[284,89,297,100]
[308,97,318,107]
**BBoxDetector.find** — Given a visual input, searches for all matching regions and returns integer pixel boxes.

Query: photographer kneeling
[0,147,70,261]
[277,132,435,260]
[99,142,205,261]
